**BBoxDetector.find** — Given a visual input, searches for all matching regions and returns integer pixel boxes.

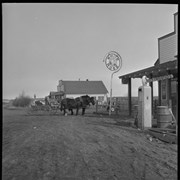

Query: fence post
[96,100,98,113]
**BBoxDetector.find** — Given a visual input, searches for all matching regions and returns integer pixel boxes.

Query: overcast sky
[3,3,178,99]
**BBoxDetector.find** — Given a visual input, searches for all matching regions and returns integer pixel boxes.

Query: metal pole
[109,73,113,116]
[109,72,117,116]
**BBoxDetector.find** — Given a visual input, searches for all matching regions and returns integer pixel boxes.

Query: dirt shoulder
[2,108,177,180]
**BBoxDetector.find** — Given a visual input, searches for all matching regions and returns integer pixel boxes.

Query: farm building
[44,91,65,104]
[48,91,64,99]
[57,80,108,104]
[119,12,178,120]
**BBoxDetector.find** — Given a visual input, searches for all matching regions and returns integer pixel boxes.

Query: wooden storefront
[118,59,178,119]
[118,12,178,121]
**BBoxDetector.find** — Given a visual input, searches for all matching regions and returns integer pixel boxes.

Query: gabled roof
[61,80,108,95]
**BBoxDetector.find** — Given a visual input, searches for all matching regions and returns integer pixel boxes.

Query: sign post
[103,51,122,115]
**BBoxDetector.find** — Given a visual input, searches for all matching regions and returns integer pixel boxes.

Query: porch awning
[119,60,177,84]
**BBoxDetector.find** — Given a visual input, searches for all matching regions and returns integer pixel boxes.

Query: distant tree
[12,91,32,107]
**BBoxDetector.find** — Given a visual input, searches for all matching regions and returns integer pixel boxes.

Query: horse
[74,95,95,115]
[60,95,95,116]
[60,98,78,115]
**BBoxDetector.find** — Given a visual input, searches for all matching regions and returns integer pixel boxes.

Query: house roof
[61,80,108,95]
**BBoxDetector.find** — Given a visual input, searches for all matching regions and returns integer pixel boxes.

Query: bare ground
[2,107,177,180]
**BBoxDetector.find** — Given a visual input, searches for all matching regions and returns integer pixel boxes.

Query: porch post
[167,78,172,107]
[176,81,178,136]
[149,74,153,116]
[128,78,132,116]
[158,81,161,106]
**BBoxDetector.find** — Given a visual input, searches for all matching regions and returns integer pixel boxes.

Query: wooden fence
[98,96,159,116]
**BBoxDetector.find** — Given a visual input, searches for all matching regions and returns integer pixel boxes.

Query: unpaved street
[3,108,177,180]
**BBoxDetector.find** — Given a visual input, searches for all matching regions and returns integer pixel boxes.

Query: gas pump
[137,76,152,129]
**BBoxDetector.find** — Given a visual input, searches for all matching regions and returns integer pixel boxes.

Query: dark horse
[60,95,95,116]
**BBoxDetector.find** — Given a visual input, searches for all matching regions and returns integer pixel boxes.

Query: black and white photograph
[2,3,178,180]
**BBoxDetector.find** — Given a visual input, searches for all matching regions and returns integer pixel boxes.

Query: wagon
[27,99,61,115]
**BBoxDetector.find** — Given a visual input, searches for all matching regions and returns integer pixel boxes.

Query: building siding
[174,13,178,33]
[159,34,177,64]
[159,13,178,64]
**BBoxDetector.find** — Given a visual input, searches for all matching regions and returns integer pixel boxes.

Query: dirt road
[3,108,177,180]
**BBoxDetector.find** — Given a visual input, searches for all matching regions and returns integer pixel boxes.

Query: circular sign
[104,51,122,71]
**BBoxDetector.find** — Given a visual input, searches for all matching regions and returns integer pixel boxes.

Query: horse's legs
[65,110,68,116]
[82,108,85,115]
[70,109,74,115]
[76,107,79,115]
[63,108,68,116]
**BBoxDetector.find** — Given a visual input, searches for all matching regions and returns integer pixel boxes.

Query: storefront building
[118,12,178,120]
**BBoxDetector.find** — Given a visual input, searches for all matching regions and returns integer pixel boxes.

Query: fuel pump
[137,76,152,129]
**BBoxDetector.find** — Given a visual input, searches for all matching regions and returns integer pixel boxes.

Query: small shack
[46,91,65,103]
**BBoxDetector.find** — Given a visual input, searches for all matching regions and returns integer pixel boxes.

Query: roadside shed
[47,91,65,103]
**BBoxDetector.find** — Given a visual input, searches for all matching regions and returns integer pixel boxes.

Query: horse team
[42,95,95,116]
[60,95,95,116]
